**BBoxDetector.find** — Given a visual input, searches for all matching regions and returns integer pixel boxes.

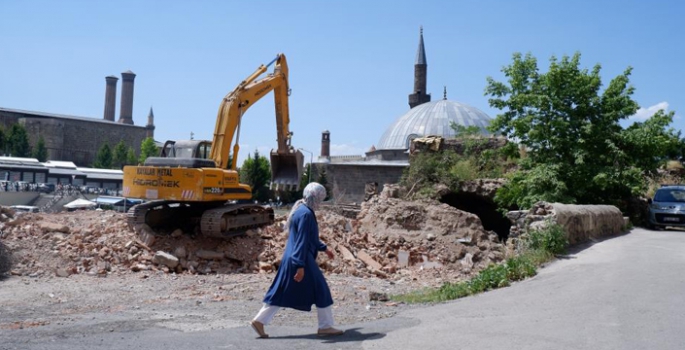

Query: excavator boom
[210,53,303,190]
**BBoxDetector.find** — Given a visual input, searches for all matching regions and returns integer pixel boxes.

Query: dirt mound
[0,196,505,285]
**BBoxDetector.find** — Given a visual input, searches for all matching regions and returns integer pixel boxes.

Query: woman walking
[250,182,343,338]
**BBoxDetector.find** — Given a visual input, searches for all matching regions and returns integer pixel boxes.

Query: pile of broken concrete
[0,191,505,284]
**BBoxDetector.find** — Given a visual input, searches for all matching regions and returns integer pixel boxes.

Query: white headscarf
[286,182,327,226]
[302,182,327,211]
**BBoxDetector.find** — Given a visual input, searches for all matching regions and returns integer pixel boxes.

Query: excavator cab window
[197,142,212,159]
[170,141,212,159]
[173,146,196,159]
[159,140,212,159]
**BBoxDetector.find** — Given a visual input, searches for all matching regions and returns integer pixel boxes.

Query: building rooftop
[376,99,492,150]
[0,107,147,128]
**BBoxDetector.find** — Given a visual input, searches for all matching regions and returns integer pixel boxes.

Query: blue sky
[1,0,683,165]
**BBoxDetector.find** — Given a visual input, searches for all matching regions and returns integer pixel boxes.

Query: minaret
[118,70,136,125]
[103,75,118,121]
[145,107,155,138]
[408,26,430,109]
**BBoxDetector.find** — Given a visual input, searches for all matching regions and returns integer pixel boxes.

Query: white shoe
[250,320,269,338]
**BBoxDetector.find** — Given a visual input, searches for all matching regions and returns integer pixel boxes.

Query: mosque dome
[376,99,493,150]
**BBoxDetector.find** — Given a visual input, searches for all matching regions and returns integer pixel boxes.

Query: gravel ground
[0,268,443,334]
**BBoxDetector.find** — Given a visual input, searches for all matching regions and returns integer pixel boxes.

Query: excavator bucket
[270,149,305,191]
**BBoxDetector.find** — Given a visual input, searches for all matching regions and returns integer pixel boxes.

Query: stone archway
[440,190,512,241]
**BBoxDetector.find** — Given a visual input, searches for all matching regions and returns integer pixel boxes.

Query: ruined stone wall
[507,202,626,246]
[0,110,146,166]
[410,136,508,156]
[312,163,406,204]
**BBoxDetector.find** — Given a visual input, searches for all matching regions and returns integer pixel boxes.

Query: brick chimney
[321,130,330,158]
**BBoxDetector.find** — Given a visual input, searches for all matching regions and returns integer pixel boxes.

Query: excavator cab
[270,149,304,191]
[144,140,217,168]
[123,53,309,238]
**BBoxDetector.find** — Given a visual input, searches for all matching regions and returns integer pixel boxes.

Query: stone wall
[312,163,406,204]
[0,192,39,206]
[365,149,410,161]
[507,201,626,246]
[1,110,147,166]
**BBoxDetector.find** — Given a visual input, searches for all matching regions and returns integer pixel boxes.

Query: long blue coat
[263,204,334,311]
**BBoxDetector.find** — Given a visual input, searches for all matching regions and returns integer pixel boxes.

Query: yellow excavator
[122,53,304,238]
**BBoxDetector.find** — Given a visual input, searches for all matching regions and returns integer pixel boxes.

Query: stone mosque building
[314,28,494,203]
[0,70,154,167]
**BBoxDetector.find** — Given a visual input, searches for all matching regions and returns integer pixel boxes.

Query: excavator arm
[209,53,303,190]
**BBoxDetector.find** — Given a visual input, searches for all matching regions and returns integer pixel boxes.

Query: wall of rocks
[507,202,626,246]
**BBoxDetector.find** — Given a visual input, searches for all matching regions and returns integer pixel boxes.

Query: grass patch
[392,224,565,304]
[526,223,568,255]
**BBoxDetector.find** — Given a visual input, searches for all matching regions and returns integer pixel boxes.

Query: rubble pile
[0,193,505,284]
[0,206,19,225]
[0,206,15,275]
[355,189,505,276]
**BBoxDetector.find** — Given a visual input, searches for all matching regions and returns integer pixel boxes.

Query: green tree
[113,140,128,169]
[620,109,682,171]
[302,163,311,188]
[0,126,5,155]
[316,168,331,200]
[32,136,48,162]
[239,150,272,202]
[93,143,113,168]
[486,52,679,209]
[139,137,158,164]
[450,123,482,137]
[7,124,31,157]
[126,147,138,166]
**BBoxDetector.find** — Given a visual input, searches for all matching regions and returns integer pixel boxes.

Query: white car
[648,185,685,230]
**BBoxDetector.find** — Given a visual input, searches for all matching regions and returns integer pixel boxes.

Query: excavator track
[200,204,274,238]
[127,200,205,234]
[126,200,157,230]
[127,200,274,238]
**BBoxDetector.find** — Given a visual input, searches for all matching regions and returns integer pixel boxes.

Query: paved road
[365,227,685,350]
[3,227,684,349]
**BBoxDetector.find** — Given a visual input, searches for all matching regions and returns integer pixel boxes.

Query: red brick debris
[0,198,505,284]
